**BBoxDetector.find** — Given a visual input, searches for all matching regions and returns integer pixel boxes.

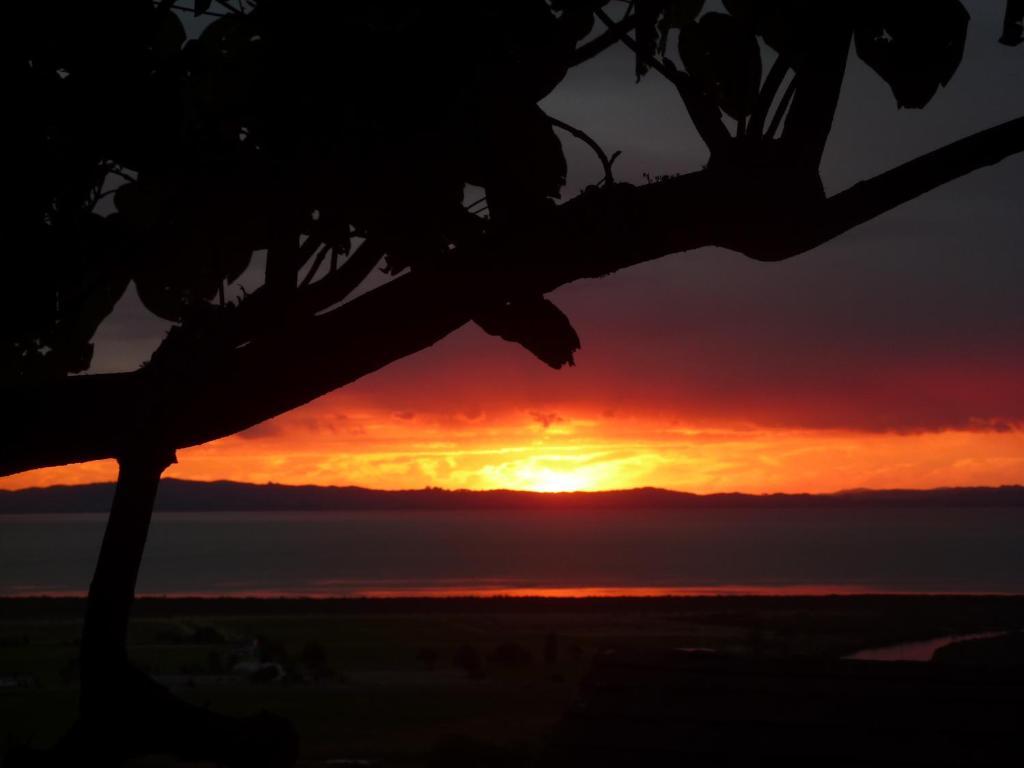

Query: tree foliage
[2,0,1021,463]
[4,3,1023,766]
[6,0,596,380]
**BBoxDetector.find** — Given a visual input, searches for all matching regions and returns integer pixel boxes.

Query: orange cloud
[3,401,1021,494]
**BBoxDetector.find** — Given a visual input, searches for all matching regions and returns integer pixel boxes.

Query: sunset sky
[4,1,1022,494]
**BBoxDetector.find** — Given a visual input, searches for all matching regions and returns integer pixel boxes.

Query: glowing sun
[493,454,616,493]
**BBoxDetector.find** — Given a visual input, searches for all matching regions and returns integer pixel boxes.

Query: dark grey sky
[90,1,1023,435]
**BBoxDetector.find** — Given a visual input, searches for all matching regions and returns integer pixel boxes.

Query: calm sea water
[2,507,1023,597]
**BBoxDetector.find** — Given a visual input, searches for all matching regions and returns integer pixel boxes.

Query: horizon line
[4,477,1022,497]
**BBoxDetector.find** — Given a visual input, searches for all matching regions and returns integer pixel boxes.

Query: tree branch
[1003,0,1024,46]
[299,243,331,288]
[569,16,638,66]
[2,115,1022,476]
[782,115,1024,259]
[593,7,731,155]
[779,24,852,169]
[550,117,620,185]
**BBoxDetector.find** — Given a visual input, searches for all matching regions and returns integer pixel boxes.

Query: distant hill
[1,479,1022,514]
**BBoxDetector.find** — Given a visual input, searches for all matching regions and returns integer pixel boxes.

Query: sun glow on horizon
[519,469,596,493]
[2,406,1022,494]
[486,454,626,493]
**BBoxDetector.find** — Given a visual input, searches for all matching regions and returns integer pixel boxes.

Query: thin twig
[749,55,790,140]
[550,117,620,185]
[299,243,331,288]
[569,16,639,66]
[152,1,230,17]
[594,8,679,86]
[214,0,244,14]
[766,73,799,140]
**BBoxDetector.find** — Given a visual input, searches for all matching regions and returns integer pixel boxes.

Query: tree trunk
[30,447,299,768]
[80,447,174,697]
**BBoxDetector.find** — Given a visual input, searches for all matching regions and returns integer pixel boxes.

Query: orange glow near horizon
[2,404,1022,494]
[16,584,993,599]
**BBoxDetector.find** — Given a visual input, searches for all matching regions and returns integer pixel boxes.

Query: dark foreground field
[2,595,1024,766]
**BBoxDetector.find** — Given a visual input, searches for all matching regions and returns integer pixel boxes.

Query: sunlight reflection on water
[3,507,1023,597]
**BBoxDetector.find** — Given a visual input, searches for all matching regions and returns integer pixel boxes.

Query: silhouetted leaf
[474,104,567,223]
[475,296,581,369]
[1001,0,1023,45]
[634,0,663,79]
[721,0,821,58]
[195,0,213,16]
[678,12,761,119]
[473,0,573,103]
[117,163,267,321]
[656,0,706,55]
[550,0,608,42]
[635,0,705,78]
[135,276,191,322]
[855,0,969,109]
[152,9,186,62]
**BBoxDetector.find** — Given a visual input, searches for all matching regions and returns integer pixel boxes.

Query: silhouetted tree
[3,1,1022,765]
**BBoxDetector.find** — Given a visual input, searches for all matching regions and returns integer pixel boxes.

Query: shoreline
[4,585,1024,601]
[4,591,1024,616]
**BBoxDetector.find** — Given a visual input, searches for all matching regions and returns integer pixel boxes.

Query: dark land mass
[2,478,1023,514]
[932,629,1024,665]
[3,595,1024,766]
